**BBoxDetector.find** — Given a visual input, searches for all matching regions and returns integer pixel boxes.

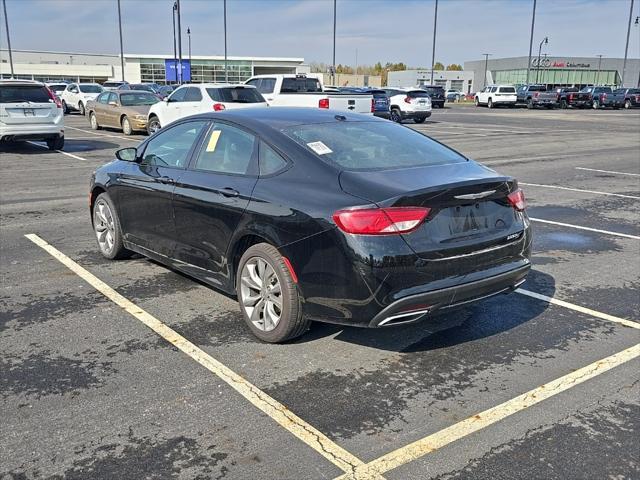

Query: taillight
[569,93,574,100]
[534,92,540,98]
[403,96,412,104]
[371,98,375,113]
[318,98,330,109]
[46,87,62,108]
[332,207,430,235]
[507,189,526,211]
[601,93,607,100]
[213,103,226,111]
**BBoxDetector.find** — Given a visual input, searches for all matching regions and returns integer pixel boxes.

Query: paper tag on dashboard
[306,141,333,155]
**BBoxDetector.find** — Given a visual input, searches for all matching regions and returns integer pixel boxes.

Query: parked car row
[474,83,640,110]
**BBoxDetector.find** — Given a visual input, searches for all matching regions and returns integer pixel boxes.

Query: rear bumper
[374,111,391,119]
[403,110,432,119]
[0,122,64,141]
[368,263,530,327]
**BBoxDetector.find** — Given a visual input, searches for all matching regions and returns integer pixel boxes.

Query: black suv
[419,85,446,108]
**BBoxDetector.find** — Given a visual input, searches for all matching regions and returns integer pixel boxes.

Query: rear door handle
[158,176,176,185]
[220,187,239,197]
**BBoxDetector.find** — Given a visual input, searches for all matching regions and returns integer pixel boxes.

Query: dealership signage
[165,59,191,82]
[531,58,591,69]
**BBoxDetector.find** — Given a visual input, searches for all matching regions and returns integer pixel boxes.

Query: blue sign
[164,59,191,82]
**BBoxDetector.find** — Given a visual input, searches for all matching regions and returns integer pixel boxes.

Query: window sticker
[306,141,333,155]
[206,130,221,152]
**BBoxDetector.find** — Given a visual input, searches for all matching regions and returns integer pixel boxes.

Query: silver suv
[0,80,64,150]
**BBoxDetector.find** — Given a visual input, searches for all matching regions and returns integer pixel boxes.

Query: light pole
[332,0,336,86]
[482,53,491,89]
[224,0,228,83]
[636,16,640,87]
[187,27,191,64]
[621,0,635,86]
[172,2,177,84]
[596,54,603,85]
[430,0,438,85]
[117,0,125,82]
[525,0,537,85]
[176,0,183,84]
[2,0,14,78]
[535,36,548,83]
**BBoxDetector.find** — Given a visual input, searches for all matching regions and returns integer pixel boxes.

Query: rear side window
[281,77,322,93]
[169,87,188,102]
[184,87,203,101]
[498,87,515,93]
[193,123,257,175]
[0,85,51,103]
[206,87,265,103]
[283,121,465,171]
[490,87,498,93]
[259,141,287,176]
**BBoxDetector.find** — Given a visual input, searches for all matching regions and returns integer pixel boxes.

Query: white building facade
[387,69,474,93]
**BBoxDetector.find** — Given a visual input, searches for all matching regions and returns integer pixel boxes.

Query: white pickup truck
[245,74,373,115]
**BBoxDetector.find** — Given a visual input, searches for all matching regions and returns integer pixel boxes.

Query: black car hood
[339,161,510,205]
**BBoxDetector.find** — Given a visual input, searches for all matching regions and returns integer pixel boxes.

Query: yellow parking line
[24,233,381,478]
[334,343,640,480]
[517,288,640,330]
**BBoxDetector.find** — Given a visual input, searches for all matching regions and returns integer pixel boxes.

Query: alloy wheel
[240,257,283,332]
[90,113,98,129]
[93,200,115,255]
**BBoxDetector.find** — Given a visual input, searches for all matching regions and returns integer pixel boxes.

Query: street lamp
[332,0,336,86]
[117,0,125,82]
[224,0,228,83]
[187,27,191,64]
[482,53,491,89]
[2,0,14,78]
[535,36,548,83]
[172,2,177,83]
[621,0,635,86]
[430,0,438,85]
[176,0,183,84]
[596,54,603,85]
[525,0,537,85]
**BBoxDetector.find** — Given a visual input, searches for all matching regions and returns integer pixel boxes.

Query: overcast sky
[2,0,639,66]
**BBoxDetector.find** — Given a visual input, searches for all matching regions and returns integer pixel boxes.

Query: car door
[104,92,120,127]
[183,86,205,116]
[172,121,260,288]
[92,92,109,124]
[161,86,188,126]
[113,119,209,256]
[65,83,79,108]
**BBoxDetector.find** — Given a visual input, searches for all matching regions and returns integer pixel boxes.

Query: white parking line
[516,289,639,330]
[24,234,379,479]
[26,141,88,161]
[576,167,640,177]
[529,218,640,240]
[520,182,640,200]
[65,125,140,142]
[335,343,640,480]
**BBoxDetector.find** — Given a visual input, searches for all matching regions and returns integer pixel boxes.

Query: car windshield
[206,87,265,103]
[79,84,103,93]
[283,121,466,171]
[0,85,51,103]
[580,87,594,93]
[120,92,158,106]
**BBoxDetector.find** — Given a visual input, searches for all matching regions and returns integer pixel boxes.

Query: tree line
[309,61,463,84]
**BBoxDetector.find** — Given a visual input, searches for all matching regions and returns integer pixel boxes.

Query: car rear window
[79,84,103,93]
[281,77,323,93]
[206,87,265,103]
[407,91,430,98]
[283,121,465,171]
[498,87,516,93]
[0,85,51,103]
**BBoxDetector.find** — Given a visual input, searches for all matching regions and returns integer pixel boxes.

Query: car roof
[182,106,386,131]
[177,83,256,89]
[0,79,45,87]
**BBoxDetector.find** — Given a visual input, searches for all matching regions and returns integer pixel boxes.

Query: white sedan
[147,84,268,135]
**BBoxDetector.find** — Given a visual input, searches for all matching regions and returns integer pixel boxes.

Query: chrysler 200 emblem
[454,190,496,200]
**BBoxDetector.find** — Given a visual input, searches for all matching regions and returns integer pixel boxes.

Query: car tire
[92,192,131,260]
[413,117,426,124]
[474,97,479,107]
[592,100,599,109]
[390,109,402,123]
[46,136,64,151]
[90,112,100,130]
[78,102,85,116]
[236,243,309,343]
[487,98,493,109]
[62,100,68,114]
[527,99,534,109]
[561,99,568,109]
[624,100,631,109]
[122,116,133,135]
[147,116,161,135]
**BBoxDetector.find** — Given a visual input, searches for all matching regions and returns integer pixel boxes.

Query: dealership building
[464,56,640,92]
[387,69,474,93]
[0,49,309,84]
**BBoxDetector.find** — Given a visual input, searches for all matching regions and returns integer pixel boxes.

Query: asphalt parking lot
[1,106,639,479]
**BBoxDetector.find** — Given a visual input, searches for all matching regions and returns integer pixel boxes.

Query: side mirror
[115,147,138,162]
[164,97,170,103]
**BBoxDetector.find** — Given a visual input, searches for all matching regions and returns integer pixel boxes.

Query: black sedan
[90,108,531,342]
